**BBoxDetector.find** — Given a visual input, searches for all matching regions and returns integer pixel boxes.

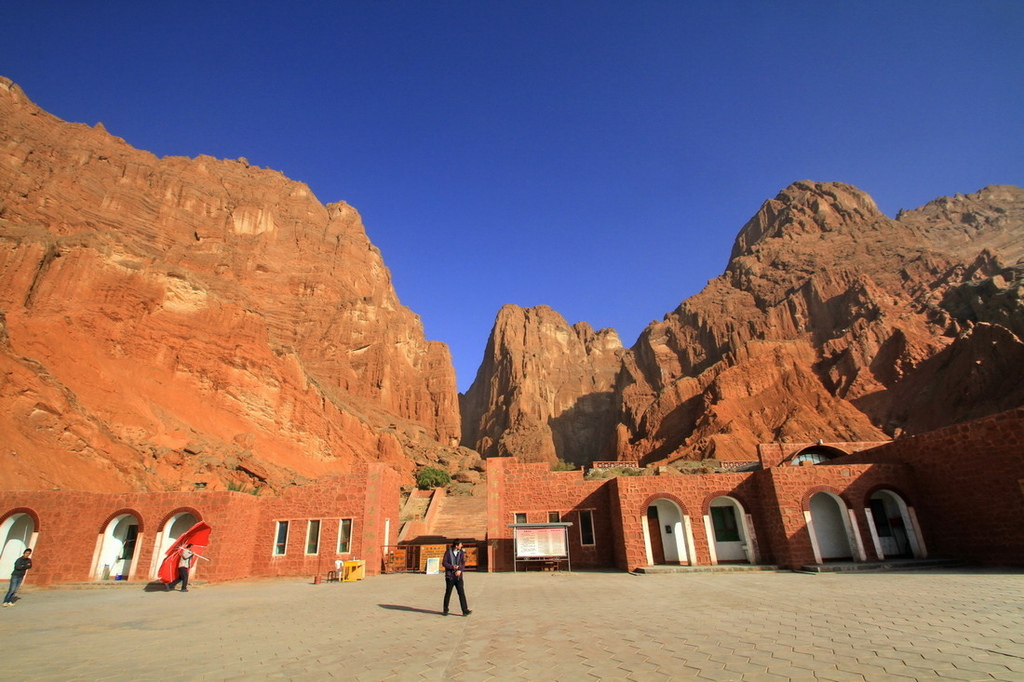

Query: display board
[514,526,569,558]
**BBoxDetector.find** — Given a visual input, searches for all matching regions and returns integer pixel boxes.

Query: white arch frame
[0,513,37,577]
[91,513,142,581]
[705,496,759,565]
[805,491,866,564]
[642,499,693,566]
[149,512,199,579]
[865,489,926,560]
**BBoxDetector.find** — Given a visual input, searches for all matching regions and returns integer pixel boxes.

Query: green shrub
[584,466,644,480]
[416,466,451,490]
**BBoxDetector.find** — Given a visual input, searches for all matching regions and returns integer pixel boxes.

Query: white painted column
[907,506,927,559]
[128,532,144,580]
[682,515,697,566]
[641,516,654,567]
[90,534,105,580]
[742,513,760,564]
[804,511,823,564]
[864,507,885,560]
[702,515,719,566]
[149,530,166,579]
[847,509,867,562]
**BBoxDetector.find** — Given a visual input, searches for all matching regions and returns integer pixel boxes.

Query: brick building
[0,464,401,586]
[1,409,1022,584]
[484,407,1023,572]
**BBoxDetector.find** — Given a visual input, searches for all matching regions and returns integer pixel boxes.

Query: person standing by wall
[3,548,33,606]
[442,539,472,616]
[166,544,209,592]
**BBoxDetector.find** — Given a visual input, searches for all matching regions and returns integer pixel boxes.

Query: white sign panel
[515,527,568,558]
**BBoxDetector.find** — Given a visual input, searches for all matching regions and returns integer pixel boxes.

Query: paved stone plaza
[2,568,1023,681]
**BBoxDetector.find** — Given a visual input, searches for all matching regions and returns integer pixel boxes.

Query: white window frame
[273,520,289,556]
[336,518,354,554]
[579,510,596,546]
[306,519,321,555]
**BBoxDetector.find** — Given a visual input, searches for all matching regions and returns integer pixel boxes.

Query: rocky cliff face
[460,305,623,465]
[464,182,1024,467]
[0,77,461,492]
[4,76,1020,489]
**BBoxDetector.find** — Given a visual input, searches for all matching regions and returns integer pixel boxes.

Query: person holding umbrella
[158,521,212,590]
[166,544,209,592]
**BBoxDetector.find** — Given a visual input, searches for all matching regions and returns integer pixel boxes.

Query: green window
[711,506,741,542]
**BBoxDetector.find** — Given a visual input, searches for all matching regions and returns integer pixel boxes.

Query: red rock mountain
[3,76,1021,490]
[0,77,462,492]
[462,182,1024,466]
[460,305,624,464]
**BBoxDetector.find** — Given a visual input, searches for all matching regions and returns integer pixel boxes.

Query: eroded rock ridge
[463,182,1024,466]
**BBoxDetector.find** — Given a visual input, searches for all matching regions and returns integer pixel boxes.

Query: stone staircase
[432,493,487,542]
[398,488,487,544]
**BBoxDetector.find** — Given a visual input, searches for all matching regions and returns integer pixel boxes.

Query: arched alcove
[809,491,854,561]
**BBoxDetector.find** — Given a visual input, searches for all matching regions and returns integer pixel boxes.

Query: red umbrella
[158,521,212,584]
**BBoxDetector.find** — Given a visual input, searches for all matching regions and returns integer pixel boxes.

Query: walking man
[442,539,471,616]
[3,548,33,606]
[166,544,209,592]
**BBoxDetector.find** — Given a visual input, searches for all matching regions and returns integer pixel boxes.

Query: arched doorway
[0,513,36,576]
[643,499,688,566]
[94,514,141,580]
[708,497,753,564]
[868,490,920,559]
[151,512,199,578]
[808,492,854,562]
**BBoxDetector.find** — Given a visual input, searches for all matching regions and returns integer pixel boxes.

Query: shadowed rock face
[0,77,461,492]
[460,304,623,465]
[465,181,1024,467]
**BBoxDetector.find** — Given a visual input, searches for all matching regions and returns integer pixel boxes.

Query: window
[548,511,560,523]
[337,518,353,554]
[869,499,893,537]
[514,512,527,524]
[274,521,289,556]
[306,520,321,555]
[711,506,740,542]
[122,525,139,561]
[579,510,595,546]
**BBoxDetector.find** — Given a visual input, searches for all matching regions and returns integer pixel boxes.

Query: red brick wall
[837,407,1024,566]
[611,473,777,571]
[760,462,918,569]
[485,456,924,572]
[485,458,613,571]
[0,463,401,586]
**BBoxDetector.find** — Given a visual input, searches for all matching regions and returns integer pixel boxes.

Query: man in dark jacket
[441,539,472,616]
[3,548,33,606]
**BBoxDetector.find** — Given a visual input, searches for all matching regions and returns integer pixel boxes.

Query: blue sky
[2,1,1021,391]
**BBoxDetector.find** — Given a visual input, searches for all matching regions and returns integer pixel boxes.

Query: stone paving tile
[3,568,1024,680]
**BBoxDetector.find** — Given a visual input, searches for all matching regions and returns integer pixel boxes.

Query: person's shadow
[378,604,444,615]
